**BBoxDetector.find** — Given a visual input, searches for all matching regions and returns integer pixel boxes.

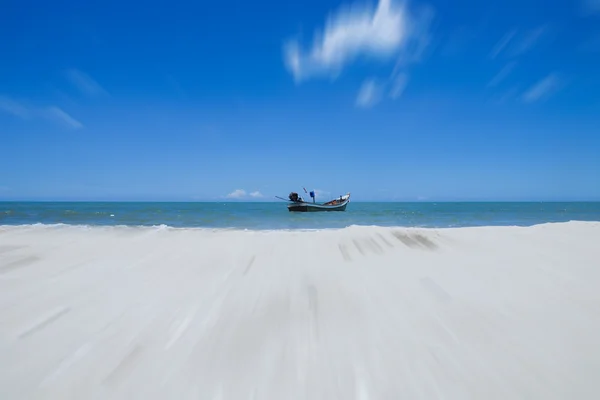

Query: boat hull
[287,200,348,212]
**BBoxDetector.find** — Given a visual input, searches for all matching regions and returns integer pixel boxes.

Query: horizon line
[2,199,600,203]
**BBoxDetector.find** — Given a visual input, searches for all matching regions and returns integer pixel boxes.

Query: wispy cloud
[487,62,516,87]
[489,27,546,59]
[0,96,30,119]
[522,73,561,103]
[44,106,84,129]
[389,72,408,98]
[249,191,263,198]
[66,69,108,97]
[392,5,433,68]
[356,79,384,108]
[493,86,520,104]
[508,26,546,57]
[356,72,408,107]
[284,0,430,81]
[1,95,83,129]
[583,0,600,14]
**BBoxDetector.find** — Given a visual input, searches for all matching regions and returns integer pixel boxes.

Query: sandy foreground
[1,222,599,399]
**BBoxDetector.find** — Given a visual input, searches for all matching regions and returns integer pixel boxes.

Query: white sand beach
[1,222,599,399]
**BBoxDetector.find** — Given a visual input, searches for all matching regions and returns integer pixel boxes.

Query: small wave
[0,220,596,234]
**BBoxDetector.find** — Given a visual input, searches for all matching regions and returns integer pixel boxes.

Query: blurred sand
[1,222,599,399]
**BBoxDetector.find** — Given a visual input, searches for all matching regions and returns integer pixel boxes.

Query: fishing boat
[277,190,351,212]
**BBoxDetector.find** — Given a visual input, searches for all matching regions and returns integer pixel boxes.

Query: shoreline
[1,219,599,233]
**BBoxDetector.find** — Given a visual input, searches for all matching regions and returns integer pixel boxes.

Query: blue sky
[1,0,599,201]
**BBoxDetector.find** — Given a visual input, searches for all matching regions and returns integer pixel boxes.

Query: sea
[1,202,599,230]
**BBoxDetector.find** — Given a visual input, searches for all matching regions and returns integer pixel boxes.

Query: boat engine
[289,192,299,202]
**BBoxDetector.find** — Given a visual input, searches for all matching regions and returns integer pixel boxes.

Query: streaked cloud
[492,86,520,104]
[392,4,433,68]
[522,73,561,103]
[508,27,546,57]
[356,72,408,107]
[0,96,83,129]
[249,191,263,198]
[44,106,84,129]
[66,69,108,97]
[0,96,30,119]
[489,29,517,59]
[490,27,546,59]
[487,62,516,87]
[356,79,384,108]
[284,0,430,81]
[389,72,408,99]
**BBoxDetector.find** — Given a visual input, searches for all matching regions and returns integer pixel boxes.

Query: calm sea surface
[1,202,599,230]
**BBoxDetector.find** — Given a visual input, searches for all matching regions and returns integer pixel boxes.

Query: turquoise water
[1,202,599,230]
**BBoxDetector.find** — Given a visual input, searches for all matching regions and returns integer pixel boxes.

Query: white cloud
[522,73,561,103]
[0,96,30,119]
[284,0,428,81]
[66,69,108,97]
[45,106,84,129]
[226,189,247,199]
[487,62,516,88]
[356,78,384,108]
[225,189,265,199]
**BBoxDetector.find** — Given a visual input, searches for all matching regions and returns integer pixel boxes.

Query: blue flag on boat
[309,191,315,198]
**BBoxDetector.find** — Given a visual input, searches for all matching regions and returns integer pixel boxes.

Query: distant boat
[277,191,351,212]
